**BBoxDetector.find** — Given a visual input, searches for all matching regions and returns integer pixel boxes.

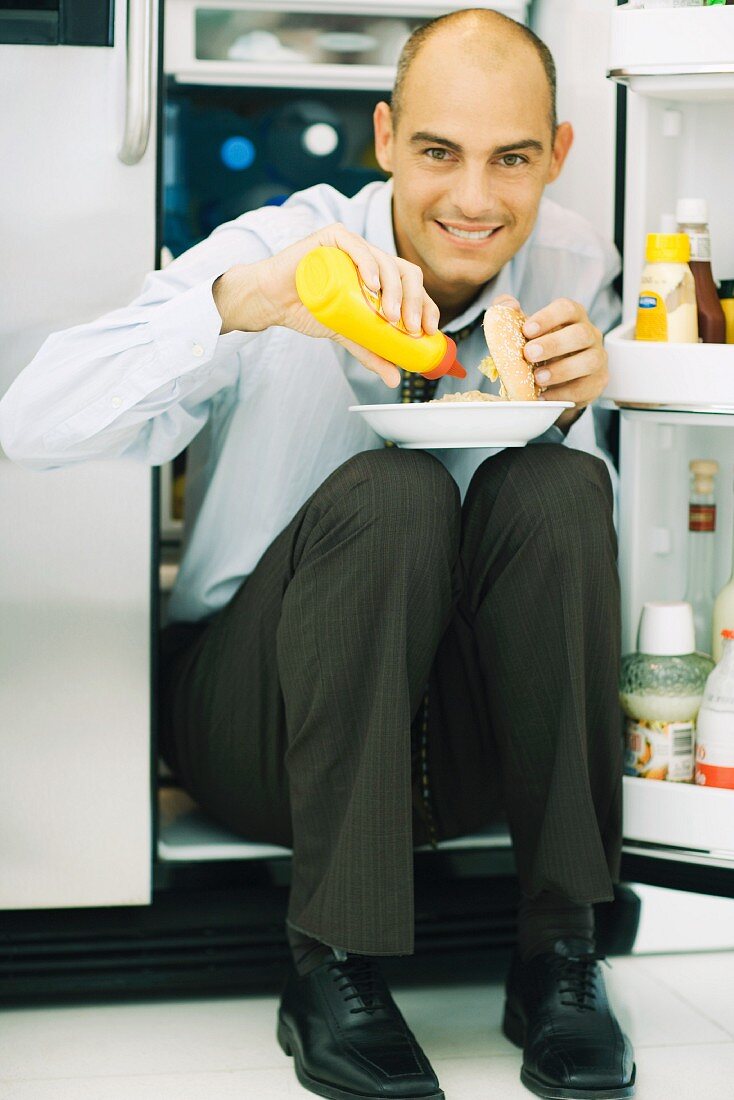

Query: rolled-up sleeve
[0,219,274,470]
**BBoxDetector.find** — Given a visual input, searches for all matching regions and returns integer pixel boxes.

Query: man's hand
[214,223,441,390]
[493,295,608,432]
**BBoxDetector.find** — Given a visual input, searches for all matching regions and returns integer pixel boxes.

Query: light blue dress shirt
[0,180,621,625]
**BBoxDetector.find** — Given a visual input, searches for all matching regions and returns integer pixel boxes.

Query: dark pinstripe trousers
[158,444,623,957]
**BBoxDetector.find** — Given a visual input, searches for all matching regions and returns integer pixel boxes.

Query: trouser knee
[312,447,461,558]
[465,443,615,547]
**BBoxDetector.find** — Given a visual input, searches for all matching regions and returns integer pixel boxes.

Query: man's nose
[452,166,494,221]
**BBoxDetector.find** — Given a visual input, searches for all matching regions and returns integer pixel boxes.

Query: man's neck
[429,283,486,329]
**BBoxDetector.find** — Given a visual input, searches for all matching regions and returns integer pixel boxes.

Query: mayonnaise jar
[636,233,698,343]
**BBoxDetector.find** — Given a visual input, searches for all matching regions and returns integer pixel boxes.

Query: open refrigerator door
[605,2,734,892]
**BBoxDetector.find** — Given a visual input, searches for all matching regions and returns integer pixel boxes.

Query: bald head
[391,9,557,137]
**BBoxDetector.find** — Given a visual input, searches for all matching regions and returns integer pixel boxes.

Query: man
[0,8,635,1100]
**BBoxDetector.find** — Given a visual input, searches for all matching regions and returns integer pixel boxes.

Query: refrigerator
[604,2,734,907]
[0,0,732,995]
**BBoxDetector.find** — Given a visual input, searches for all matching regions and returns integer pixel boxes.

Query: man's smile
[434,219,504,246]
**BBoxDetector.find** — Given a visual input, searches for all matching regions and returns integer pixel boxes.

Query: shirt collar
[363,178,532,341]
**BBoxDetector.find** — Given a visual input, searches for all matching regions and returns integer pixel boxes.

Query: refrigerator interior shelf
[157,785,512,862]
[604,322,734,410]
[168,62,395,90]
[609,4,734,102]
[623,776,734,858]
[164,0,529,87]
[622,843,734,874]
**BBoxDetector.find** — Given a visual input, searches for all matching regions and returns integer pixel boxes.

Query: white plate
[349,401,574,449]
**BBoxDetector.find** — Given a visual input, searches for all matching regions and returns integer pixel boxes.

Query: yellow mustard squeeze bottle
[295,246,467,380]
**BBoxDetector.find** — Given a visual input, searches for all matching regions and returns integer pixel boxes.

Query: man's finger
[525,322,598,365]
[538,375,597,405]
[338,335,401,388]
[491,294,522,311]
[421,294,440,336]
[532,348,600,388]
[371,253,405,325]
[523,297,584,338]
[322,224,382,293]
[398,263,426,336]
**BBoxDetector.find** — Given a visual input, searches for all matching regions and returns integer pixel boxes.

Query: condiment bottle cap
[422,335,467,380]
[645,233,690,264]
[690,459,719,494]
[638,602,695,656]
[690,459,719,476]
[676,197,708,225]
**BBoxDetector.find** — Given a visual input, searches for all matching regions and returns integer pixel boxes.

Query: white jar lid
[638,601,695,656]
[676,197,708,225]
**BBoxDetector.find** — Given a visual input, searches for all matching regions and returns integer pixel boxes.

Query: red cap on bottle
[422,335,467,381]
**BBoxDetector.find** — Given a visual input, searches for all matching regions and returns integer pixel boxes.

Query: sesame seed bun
[481,304,538,401]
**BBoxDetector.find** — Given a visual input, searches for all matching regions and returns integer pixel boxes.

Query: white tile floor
[2,950,734,1100]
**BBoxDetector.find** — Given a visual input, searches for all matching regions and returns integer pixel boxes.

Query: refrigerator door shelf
[609,71,734,105]
[609,4,734,103]
[168,62,394,91]
[624,776,734,861]
[604,323,734,411]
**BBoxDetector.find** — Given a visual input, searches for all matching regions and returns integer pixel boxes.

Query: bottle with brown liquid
[676,198,726,343]
[719,278,734,344]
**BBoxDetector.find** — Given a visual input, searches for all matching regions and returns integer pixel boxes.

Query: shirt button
[192,343,204,357]
[111,396,122,408]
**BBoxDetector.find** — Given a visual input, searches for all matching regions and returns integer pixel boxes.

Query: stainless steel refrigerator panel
[0,0,159,908]
[0,460,153,910]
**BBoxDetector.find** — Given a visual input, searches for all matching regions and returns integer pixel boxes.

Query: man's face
[374,33,572,312]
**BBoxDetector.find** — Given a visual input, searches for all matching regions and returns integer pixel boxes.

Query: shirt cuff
[147,274,261,377]
[528,405,593,448]
[528,422,566,446]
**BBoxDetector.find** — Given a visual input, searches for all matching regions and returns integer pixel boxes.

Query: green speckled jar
[621,602,715,782]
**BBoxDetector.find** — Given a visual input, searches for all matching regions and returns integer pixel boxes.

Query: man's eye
[500,154,527,167]
[425,148,450,161]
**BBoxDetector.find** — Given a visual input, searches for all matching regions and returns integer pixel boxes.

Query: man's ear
[373,101,394,174]
[547,121,574,184]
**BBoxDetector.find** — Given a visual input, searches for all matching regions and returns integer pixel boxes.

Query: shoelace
[553,952,610,1013]
[327,955,391,1016]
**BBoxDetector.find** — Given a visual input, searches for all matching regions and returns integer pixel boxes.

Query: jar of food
[620,602,715,782]
[635,233,698,343]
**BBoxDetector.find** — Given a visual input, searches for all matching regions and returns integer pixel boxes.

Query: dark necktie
[399,311,485,404]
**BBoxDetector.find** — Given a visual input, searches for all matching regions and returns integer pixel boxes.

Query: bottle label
[636,292,668,341]
[687,230,711,263]
[695,699,734,787]
[625,718,695,782]
[689,504,716,533]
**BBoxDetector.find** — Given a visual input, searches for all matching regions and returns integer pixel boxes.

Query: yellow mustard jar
[295,246,467,380]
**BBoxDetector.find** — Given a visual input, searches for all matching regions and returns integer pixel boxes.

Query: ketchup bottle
[676,199,726,344]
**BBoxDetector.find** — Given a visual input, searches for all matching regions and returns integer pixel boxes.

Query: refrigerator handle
[117,0,154,166]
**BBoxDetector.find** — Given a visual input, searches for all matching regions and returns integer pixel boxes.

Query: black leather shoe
[503,937,636,1099]
[277,953,444,1099]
